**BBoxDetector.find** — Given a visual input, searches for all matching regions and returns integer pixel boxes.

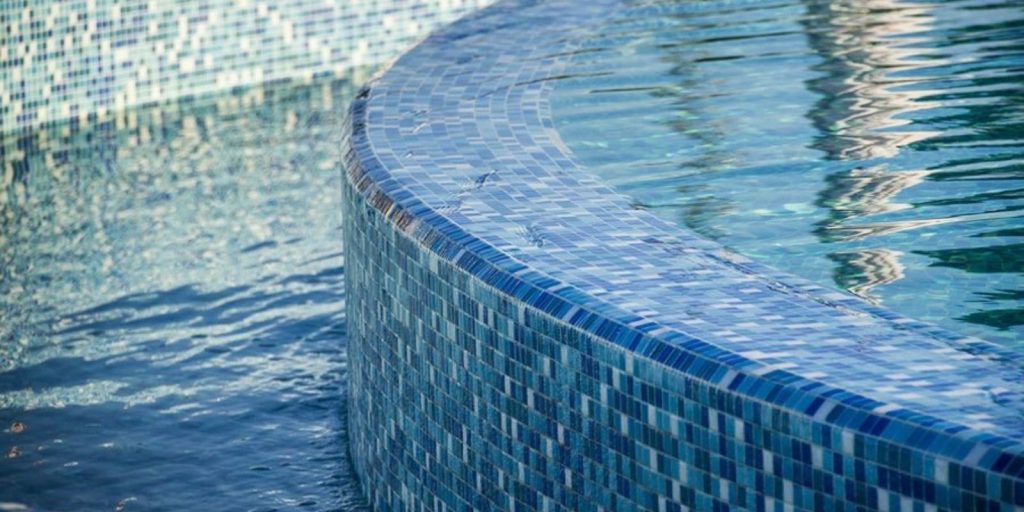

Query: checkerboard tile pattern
[0,0,491,134]
[342,0,1024,510]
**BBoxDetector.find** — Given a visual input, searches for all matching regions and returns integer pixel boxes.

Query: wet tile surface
[344,0,1024,510]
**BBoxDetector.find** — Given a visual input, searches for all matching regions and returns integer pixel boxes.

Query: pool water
[0,75,369,510]
[552,0,1024,347]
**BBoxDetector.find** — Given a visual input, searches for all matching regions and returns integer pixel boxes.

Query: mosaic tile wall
[343,0,1024,510]
[0,0,492,134]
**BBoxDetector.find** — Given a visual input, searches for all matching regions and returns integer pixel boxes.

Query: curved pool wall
[342,0,1024,511]
[0,0,492,134]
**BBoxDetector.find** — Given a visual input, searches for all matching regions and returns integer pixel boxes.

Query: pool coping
[343,0,1024,486]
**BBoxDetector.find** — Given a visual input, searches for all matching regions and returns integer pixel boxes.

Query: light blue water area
[0,75,370,510]
[552,0,1024,347]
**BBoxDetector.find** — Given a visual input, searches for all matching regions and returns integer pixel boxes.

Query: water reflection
[801,0,942,161]
[800,0,940,297]
[802,0,1024,336]
[827,249,905,304]
[0,74,370,510]
[552,0,1024,346]
[814,166,929,241]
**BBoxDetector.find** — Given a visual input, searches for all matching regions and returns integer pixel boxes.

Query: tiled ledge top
[344,0,1024,477]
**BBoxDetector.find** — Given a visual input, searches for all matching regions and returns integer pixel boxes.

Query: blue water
[0,76,369,510]
[552,0,1024,347]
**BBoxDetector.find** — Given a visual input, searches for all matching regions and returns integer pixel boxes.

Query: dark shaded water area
[554,0,1024,347]
[0,74,370,511]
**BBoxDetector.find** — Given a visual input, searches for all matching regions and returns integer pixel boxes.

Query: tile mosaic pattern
[0,0,492,134]
[343,0,1024,510]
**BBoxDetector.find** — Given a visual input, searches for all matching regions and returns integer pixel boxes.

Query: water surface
[553,0,1024,347]
[0,75,369,511]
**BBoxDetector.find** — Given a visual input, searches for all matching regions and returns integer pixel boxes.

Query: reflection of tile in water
[0,76,367,511]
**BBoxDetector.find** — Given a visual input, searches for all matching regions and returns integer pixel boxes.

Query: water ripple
[0,74,371,511]
[553,0,1024,346]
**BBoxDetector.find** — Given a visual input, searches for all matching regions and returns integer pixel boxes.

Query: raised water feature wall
[342,0,1024,511]
[0,0,491,133]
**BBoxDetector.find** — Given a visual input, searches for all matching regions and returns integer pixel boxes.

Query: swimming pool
[551,0,1024,347]
[0,0,499,508]
[0,76,368,511]
[342,0,1024,510]
[3,0,1022,509]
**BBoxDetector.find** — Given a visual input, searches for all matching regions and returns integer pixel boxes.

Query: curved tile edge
[342,0,1024,510]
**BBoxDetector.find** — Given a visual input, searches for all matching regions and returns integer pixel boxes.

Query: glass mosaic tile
[342,0,1024,510]
[0,0,492,134]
